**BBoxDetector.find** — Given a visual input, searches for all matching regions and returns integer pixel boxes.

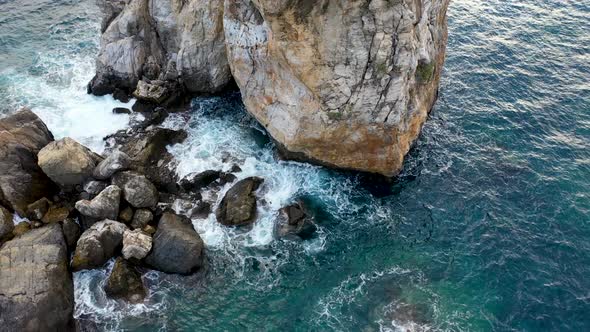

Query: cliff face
[91,0,450,177]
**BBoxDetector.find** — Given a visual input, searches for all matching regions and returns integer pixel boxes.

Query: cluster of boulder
[0,108,317,330]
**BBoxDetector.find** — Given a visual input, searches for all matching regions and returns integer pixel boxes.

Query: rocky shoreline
[0,108,316,331]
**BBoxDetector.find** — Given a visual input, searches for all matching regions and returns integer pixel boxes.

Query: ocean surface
[1,0,589,331]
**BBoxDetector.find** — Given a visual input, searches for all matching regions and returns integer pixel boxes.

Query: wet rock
[145,212,204,274]
[118,206,134,224]
[62,218,81,250]
[38,137,102,187]
[42,205,71,224]
[180,170,221,192]
[133,80,169,104]
[26,197,51,220]
[0,205,14,240]
[131,209,153,230]
[191,201,211,219]
[71,219,127,271]
[12,222,31,237]
[277,202,317,240]
[0,223,74,331]
[104,257,146,303]
[112,107,131,114]
[122,229,152,260]
[93,150,132,180]
[83,180,108,196]
[75,185,121,220]
[216,177,264,226]
[111,171,158,208]
[0,108,56,215]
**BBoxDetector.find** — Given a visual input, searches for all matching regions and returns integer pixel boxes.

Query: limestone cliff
[91,0,450,177]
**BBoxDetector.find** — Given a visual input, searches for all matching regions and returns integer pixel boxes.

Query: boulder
[83,180,108,197]
[122,229,152,260]
[0,109,56,215]
[38,137,102,187]
[133,80,169,104]
[118,206,134,224]
[42,205,71,224]
[93,150,132,180]
[104,257,147,303]
[71,219,127,271]
[112,107,131,114]
[180,170,221,192]
[112,171,158,208]
[145,212,204,274]
[216,177,264,226]
[26,197,51,221]
[0,223,74,331]
[62,218,81,250]
[131,209,153,230]
[0,205,14,240]
[75,185,121,220]
[276,202,317,240]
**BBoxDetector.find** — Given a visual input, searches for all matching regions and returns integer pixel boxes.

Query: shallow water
[1,0,589,331]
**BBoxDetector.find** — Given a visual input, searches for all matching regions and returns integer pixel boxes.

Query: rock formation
[216,177,263,226]
[72,219,128,271]
[91,0,449,176]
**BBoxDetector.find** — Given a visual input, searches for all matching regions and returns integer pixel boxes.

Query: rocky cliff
[90,0,449,177]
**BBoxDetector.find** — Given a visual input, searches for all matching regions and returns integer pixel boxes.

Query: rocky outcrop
[75,185,121,220]
[71,219,127,271]
[38,137,102,187]
[216,177,263,226]
[0,224,74,331]
[0,109,56,215]
[145,212,204,274]
[104,257,147,303]
[112,171,159,208]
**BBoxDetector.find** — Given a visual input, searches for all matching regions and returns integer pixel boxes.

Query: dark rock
[131,209,153,230]
[112,107,131,114]
[83,180,108,197]
[71,219,127,271]
[104,257,147,303]
[219,172,237,186]
[216,177,264,226]
[230,164,242,173]
[131,100,157,114]
[276,202,317,240]
[62,218,81,250]
[191,201,212,219]
[75,185,121,220]
[12,222,31,237]
[142,56,160,81]
[0,108,57,215]
[180,170,222,192]
[26,197,51,220]
[118,206,134,224]
[145,212,204,274]
[38,137,102,187]
[112,89,131,103]
[112,171,158,208]
[0,224,74,331]
[0,205,14,240]
[42,205,71,224]
[93,150,132,180]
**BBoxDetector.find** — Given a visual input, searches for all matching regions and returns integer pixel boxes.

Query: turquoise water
[1,0,589,331]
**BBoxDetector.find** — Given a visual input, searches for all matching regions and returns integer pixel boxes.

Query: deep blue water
[1,0,589,331]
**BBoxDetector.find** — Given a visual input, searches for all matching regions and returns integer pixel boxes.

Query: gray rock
[83,180,108,196]
[75,185,121,220]
[216,177,264,226]
[0,108,56,215]
[38,137,102,187]
[145,212,204,274]
[131,208,152,229]
[0,205,14,240]
[112,171,158,208]
[122,229,152,260]
[72,219,127,271]
[276,202,317,240]
[133,80,168,104]
[104,257,146,303]
[0,224,74,331]
[62,218,81,250]
[93,150,132,180]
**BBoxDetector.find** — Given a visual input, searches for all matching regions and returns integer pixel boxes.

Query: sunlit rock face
[224,0,449,176]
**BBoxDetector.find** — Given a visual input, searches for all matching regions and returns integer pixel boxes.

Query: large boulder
[0,205,14,240]
[223,0,449,176]
[0,109,56,215]
[75,185,121,220]
[38,137,102,187]
[104,257,147,303]
[216,177,263,226]
[145,212,204,274]
[71,219,127,271]
[0,224,74,331]
[112,171,158,208]
[122,229,152,260]
[93,150,131,180]
[276,202,317,240]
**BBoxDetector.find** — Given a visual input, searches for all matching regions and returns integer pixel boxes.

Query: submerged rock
[122,229,152,260]
[38,137,102,187]
[0,205,14,240]
[277,202,317,240]
[216,177,264,226]
[0,108,57,215]
[93,150,132,180]
[75,185,121,220]
[0,224,74,331]
[112,171,158,208]
[145,212,204,274]
[72,219,127,271]
[104,257,147,303]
